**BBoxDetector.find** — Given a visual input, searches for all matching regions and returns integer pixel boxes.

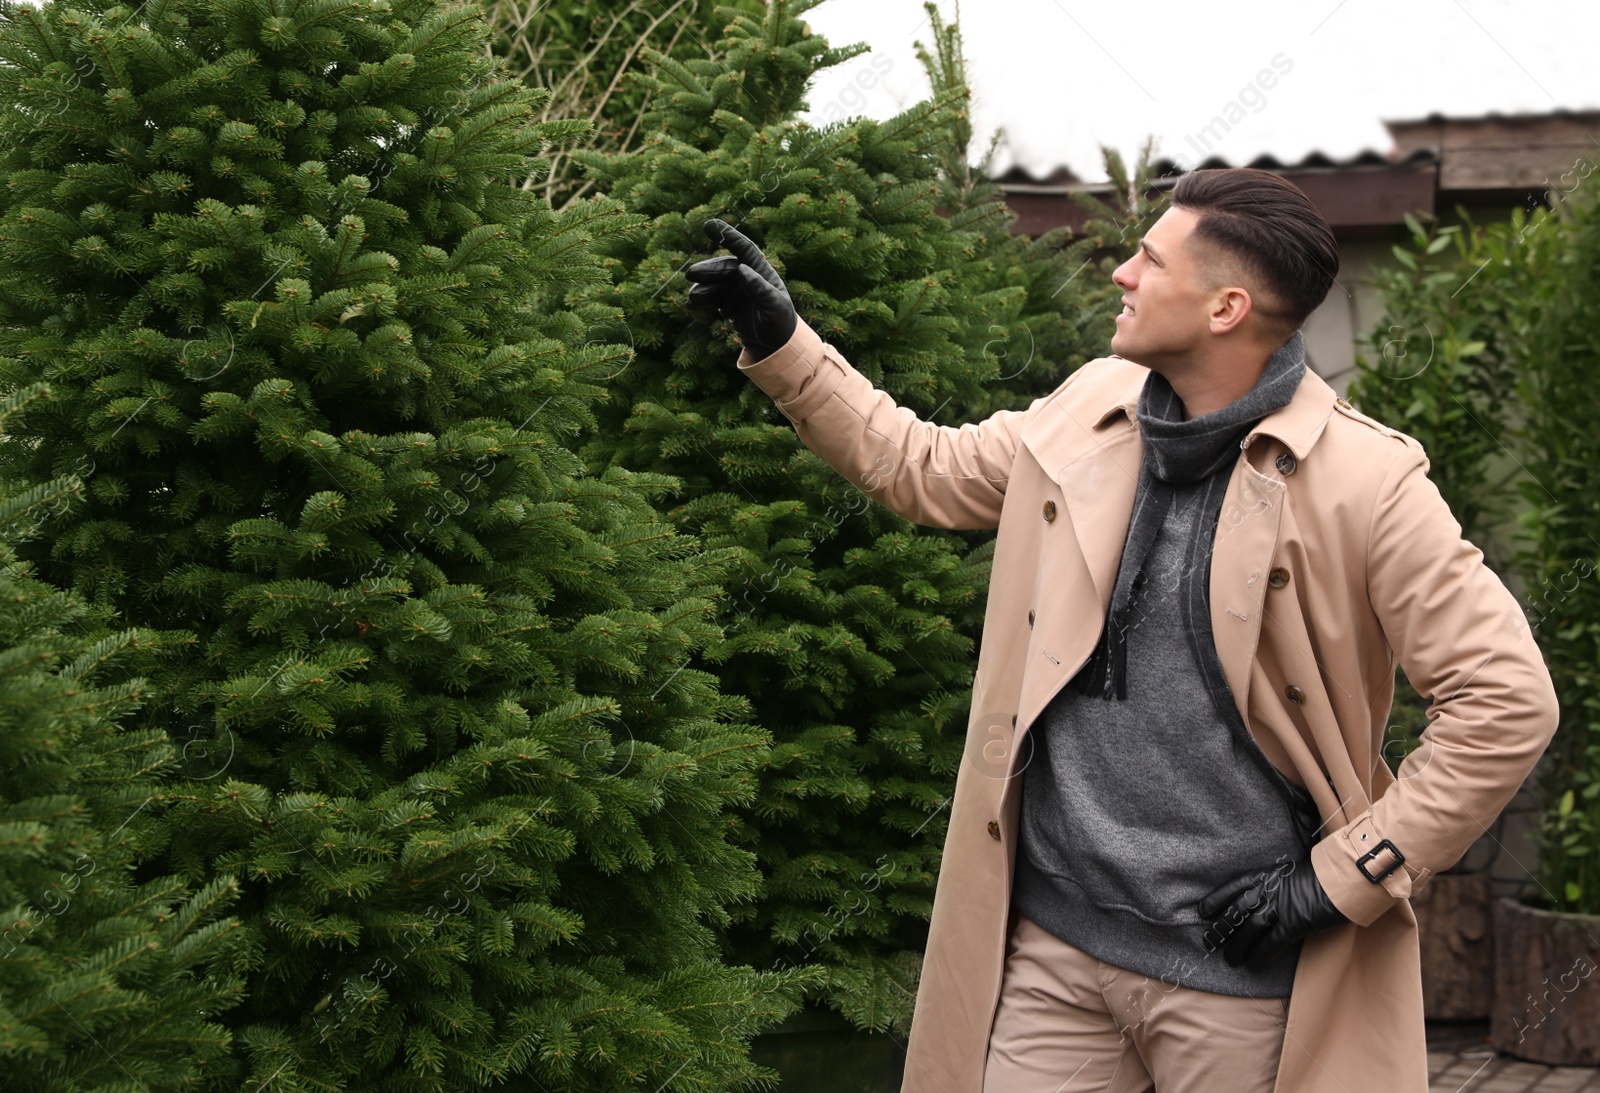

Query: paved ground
[1429,1024,1600,1092]
[1429,1052,1600,1092]
[755,1018,1600,1091]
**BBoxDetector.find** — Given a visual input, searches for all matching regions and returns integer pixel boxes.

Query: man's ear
[1208,285,1254,336]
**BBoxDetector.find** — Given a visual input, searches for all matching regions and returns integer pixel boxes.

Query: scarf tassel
[1068,622,1129,702]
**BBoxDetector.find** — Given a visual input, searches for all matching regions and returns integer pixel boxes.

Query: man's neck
[1165,345,1274,421]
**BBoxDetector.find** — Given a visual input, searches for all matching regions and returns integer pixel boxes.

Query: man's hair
[1170,167,1339,333]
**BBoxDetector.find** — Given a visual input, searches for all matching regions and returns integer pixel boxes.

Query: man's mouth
[1119,299,1135,318]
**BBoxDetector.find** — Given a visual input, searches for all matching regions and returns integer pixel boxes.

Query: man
[684,168,1558,1093]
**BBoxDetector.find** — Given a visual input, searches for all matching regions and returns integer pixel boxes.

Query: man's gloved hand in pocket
[685,218,797,361]
[1197,856,1349,973]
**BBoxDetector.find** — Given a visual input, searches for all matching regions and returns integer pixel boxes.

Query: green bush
[1515,187,1600,914]
[0,385,244,1091]
[1347,208,1548,781]
[0,0,807,1086]
[1354,186,1600,909]
[1347,210,1537,560]
[484,0,768,209]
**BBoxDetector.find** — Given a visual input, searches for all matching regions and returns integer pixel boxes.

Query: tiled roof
[994,148,1438,190]
[995,109,1600,190]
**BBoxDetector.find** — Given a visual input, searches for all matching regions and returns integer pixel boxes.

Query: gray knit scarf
[1068,333,1307,706]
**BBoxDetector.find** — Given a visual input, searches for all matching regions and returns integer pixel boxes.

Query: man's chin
[1111,332,1177,371]
[1111,334,1146,364]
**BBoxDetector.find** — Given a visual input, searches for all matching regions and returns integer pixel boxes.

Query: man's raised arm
[687,218,1072,531]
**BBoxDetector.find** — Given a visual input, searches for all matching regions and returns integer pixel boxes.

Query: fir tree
[573,0,1125,1031]
[909,1,1124,419]
[484,0,768,209]
[0,0,806,1088]
[0,384,244,1091]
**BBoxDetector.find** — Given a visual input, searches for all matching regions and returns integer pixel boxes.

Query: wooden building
[995,110,1600,393]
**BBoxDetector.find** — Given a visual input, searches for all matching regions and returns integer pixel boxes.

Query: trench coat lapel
[1203,371,1337,730]
[1206,448,1288,737]
[1020,394,1141,619]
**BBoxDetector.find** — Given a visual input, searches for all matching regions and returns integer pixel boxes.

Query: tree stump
[1490,898,1600,1065]
[1414,873,1493,1019]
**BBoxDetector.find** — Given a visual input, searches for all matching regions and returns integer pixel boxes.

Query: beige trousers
[982,913,1290,1093]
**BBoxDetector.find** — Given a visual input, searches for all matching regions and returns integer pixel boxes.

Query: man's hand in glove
[685,218,797,361]
[1197,856,1349,973]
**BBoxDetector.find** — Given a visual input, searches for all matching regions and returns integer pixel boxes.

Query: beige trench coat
[735,317,1559,1093]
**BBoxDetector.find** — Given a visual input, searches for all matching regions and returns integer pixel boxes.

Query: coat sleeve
[1310,440,1561,926]
[734,316,1073,531]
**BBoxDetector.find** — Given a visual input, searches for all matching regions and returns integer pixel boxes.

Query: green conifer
[0,0,804,1087]
[909,1,1128,417]
[0,384,244,1092]
[573,0,1126,1031]
[484,0,768,209]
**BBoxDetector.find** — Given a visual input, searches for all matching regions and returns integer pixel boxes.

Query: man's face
[1109,206,1231,368]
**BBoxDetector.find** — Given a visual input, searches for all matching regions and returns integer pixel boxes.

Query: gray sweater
[1013,480,1321,997]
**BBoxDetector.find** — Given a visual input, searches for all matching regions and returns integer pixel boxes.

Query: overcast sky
[796,0,1600,182]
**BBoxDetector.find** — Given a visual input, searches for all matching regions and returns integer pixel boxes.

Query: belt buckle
[1356,837,1405,884]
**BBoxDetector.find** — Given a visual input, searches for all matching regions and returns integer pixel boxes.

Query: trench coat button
[1042,500,1057,522]
[1285,684,1306,704]
[1336,396,1353,410]
[987,820,1002,840]
[1268,567,1290,589]
[1027,609,1035,627]
[1275,453,1297,476]
[1011,714,1017,727]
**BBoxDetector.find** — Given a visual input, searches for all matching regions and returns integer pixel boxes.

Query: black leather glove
[1196,856,1349,973]
[685,218,797,361]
